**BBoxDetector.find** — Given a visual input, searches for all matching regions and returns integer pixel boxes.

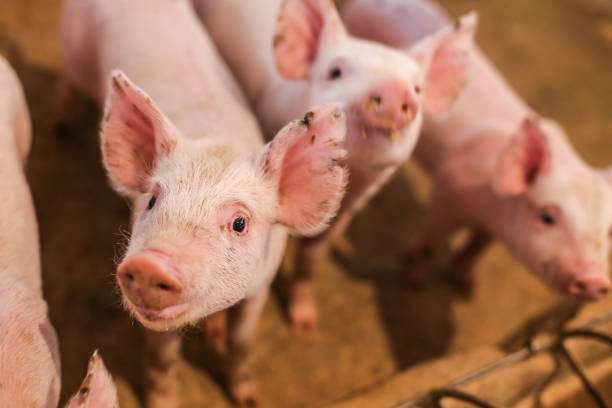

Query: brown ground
[0,0,611,407]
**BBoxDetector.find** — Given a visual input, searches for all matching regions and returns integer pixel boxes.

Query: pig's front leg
[225,288,269,406]
[450,230,491,295]
[201,309,228,349]
[287,206,355,331]
[143,329,182,408]
[401,188,461,288]
[287,236,327,331]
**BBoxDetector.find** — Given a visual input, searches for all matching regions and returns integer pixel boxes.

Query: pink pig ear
[65,350,118,408]
[259,103,348,235]
[409,12,477,116]
[274,0,347,80]
[493,118,551,196]
[100,70,180,198]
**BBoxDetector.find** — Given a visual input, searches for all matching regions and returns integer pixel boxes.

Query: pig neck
[199,0,311,139]
[85,0,263,153]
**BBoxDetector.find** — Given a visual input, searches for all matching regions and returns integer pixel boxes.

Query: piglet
[65,350,119,408]
[0,56,61,408]
[193,0,477,329]
[342,0,612,299]
[60,0,348,405]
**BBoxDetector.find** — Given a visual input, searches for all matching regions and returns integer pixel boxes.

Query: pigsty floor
[1,0,612,407]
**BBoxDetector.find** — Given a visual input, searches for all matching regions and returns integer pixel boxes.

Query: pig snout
[358,80,418,131]
[117,252,183,313]
[568,262,610,301]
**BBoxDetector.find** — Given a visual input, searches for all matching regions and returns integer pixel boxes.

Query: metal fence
[394,306,612,408]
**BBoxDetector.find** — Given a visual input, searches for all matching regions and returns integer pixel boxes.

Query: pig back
[63,0,263,152]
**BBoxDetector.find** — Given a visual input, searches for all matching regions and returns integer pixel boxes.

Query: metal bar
[391,311,612,408]
[430,388,501,408]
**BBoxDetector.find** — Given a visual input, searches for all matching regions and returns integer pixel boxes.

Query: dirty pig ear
[100,70,180,198]
[493,118,550,196]
[274,0,347,80]
[65,350,118,408]
[259,103,348,235]
[409,12,477,116]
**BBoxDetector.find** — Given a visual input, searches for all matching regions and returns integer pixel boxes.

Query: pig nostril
[156,282,172,291]
[599,287,609,296]
[402,103,409,113]
[575,281,587,292]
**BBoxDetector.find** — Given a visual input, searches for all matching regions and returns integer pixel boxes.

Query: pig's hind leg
[226,288,269,406]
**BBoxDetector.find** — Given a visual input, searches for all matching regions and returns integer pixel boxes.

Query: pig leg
[287,236,327,331]
[286,204,357,331]
[226,288,269,406]
[450,230,491,295]
[143,329,182,408]
[200,309,228,349]
[402,189,461,288]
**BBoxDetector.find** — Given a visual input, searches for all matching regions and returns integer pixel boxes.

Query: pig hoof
[287,287,317,331]
[230,378,260,407]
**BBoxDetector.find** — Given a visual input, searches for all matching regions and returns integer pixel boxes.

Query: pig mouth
[132,302,190,323]
[359,123,404,142]
[348,110,406,143]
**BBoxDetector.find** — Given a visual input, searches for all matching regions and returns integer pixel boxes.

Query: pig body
[0,57,61,407]
[194,0,476,328]
[61,0,347,405]
[342,0,612,299]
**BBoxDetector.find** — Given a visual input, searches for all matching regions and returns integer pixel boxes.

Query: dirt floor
[1,0,612,407]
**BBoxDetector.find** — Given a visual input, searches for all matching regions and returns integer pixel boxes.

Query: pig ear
[100,70,180,198]
[259,103,347,235]
[274,0,347,80]
[65,350,119,408]
[409,12,477,116]
[493,118,550,196]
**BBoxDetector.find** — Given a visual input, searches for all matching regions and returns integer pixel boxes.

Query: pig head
[101,72,347,330]
[271,0,477,169]
[491,119,612,300]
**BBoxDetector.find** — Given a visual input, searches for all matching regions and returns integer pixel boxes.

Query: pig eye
[231,216,248,235]
[147,196,157,210]
[328,67,342,80]
[539,210,556,226]
[414,85,422,94]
